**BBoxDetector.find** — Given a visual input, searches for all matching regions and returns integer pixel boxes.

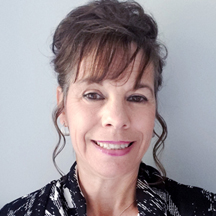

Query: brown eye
[127,95,148,103]
[83,92,104,100]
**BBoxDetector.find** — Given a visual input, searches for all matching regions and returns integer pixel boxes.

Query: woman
[1,0,215,215]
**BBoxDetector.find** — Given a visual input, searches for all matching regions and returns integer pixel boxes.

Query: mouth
[92,140,134,150]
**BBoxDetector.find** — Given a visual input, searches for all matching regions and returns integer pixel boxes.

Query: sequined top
[1,162,216,216]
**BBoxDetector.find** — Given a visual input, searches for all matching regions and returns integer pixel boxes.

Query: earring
[61,122,70,136]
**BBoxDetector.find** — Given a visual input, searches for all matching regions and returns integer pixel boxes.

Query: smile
[93,141,134,150]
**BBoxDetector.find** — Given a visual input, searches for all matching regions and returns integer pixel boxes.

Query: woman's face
[58,53,156,178]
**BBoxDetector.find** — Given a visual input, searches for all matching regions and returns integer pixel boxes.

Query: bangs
[72,33,152,87]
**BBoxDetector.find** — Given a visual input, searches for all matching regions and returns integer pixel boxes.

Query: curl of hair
[52,0,168,177]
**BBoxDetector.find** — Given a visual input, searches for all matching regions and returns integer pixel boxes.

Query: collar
[136,163,167,215]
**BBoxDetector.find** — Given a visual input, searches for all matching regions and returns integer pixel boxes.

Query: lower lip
[92,141,134,156]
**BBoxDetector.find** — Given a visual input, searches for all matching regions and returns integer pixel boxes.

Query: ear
[56,86,68,126]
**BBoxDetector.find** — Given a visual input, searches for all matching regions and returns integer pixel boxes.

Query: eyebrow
[76,77,101,84]
[77,78,154,95]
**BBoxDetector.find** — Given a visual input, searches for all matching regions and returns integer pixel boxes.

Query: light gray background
[0,0,216,207]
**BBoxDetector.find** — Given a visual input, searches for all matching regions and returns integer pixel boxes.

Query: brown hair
[52,0,167,176]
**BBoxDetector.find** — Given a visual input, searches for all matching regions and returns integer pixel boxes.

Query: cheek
[65,103,98,138]
[65,106,88,153]
[133,108,155,132]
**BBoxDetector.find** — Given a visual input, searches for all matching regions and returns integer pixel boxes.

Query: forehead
[72,46,154,87]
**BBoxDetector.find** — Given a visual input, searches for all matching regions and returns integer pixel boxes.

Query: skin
[57,52,156,216]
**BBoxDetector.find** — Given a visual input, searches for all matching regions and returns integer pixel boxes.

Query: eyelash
[127,95,148,103]
[83,92,104,100]
[83,92,148,103]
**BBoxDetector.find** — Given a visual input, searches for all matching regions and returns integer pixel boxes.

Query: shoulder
[138,162,216,215]
[163,178,216,214]
[0,178,66,216]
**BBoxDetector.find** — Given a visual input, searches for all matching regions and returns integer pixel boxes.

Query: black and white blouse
[1,162,216,215]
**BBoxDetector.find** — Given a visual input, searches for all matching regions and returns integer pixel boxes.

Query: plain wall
[0,0,216,207]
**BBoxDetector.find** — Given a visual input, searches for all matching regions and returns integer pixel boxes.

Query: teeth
[96,142,130,150]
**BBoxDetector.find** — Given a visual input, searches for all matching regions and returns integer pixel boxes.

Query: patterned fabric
[1,162,216,215]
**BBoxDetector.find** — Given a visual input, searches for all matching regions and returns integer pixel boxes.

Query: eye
[127,95,148,103]
[83,92,104,100]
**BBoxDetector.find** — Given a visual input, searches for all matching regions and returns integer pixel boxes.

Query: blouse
[1,162,216,216]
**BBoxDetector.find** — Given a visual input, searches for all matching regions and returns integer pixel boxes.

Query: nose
[101,99,130,130]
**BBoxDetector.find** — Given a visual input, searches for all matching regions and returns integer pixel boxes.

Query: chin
[89,157,140,179]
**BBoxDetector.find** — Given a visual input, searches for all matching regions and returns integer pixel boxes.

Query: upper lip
[92,140,133,145]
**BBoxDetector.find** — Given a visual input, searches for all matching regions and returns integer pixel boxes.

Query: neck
[77,162,139,216]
